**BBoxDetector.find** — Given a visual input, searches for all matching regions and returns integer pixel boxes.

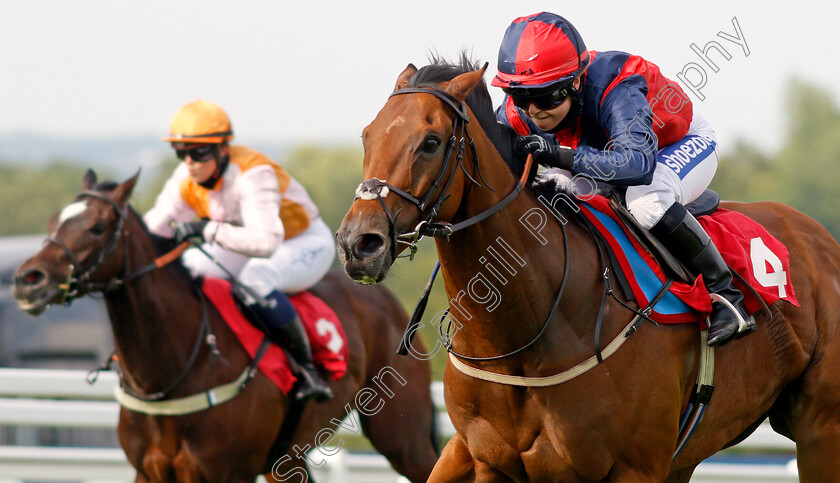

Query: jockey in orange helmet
[493,12,755,346]
[145,100,334,401]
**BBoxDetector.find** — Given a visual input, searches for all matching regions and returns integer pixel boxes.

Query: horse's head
[13,169,139,315]
[336,62,490,284]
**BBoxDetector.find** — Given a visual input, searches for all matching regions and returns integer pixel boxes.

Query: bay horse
[13,170,439,482]
[336,56,840,481]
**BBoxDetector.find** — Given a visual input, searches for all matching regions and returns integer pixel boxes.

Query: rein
[46,190,128,299]
[113,289,268,410]
[46,190,190,301]
[361,85,663,381]
[442,215,568,362]
[443,203,676,384]
[50,189,256,407]
[116,286,214,401]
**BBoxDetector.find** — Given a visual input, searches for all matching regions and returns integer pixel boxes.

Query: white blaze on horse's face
[57,201,88,227]
[385,116,406,134]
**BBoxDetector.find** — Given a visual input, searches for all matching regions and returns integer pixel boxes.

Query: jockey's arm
[144,163,197,237]
[204,165,284,258]
[571,76,659,186]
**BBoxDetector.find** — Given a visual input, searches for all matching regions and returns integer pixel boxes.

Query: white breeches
[625,114,719,228]
[182,217,335,297]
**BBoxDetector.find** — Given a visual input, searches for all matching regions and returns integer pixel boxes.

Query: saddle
[200,278,348,390]
[532,171,797,323]
[608,189,721,284]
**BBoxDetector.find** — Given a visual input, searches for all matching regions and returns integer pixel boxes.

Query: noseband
[45,190,130,299]
[46,190,232,403]
[356,87,530,260]
[45,190,188,302]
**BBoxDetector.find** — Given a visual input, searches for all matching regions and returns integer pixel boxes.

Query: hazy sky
[2,0,839,155]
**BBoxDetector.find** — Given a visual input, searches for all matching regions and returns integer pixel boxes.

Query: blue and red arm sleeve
[572,75,659,186]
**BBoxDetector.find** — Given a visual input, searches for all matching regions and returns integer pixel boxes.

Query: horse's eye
[89,223,106,235]
[422,136,442,153]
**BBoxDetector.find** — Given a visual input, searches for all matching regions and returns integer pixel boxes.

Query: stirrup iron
[709,293,750,333]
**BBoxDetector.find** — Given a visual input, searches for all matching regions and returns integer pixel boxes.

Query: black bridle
[45,190,130,299]
[365,86,655,364]
[356,87,527,261]
[46,190,230,402]
[362,86,575,362]
[46,190,193,301]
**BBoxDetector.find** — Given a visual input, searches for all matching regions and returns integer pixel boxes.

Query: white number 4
[315,318,344,354]
[750,237,787,298]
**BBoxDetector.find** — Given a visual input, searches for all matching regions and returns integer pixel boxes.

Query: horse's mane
[408,52,528,177]
[90,180,194,284]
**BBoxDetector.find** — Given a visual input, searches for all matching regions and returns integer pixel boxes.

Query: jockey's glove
[515,134,575,171]
[171,220,209,245]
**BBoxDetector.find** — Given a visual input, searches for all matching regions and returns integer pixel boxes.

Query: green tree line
[2,80,839,377]
[711,80,840,235]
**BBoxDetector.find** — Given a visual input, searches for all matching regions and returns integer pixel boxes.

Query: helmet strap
[199,146,230,189]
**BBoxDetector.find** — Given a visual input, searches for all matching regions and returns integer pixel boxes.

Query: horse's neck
[435,143,599,362]
[104,218,205,391]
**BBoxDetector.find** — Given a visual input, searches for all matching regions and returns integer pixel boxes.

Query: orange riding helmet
[162,99,234,146]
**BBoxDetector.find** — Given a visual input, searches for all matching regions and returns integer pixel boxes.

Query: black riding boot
[650,203,757,346]
[273,315,334,402]
[247,290,333,402]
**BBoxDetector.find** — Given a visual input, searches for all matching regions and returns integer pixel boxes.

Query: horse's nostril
[21,269,46,286]
[353,234,386,259]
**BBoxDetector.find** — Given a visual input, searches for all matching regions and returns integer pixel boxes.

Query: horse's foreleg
[792,418,840,482]
[359,407,438,483]
[262,457,310,483]
[140,446,174,482]
[791,405,840,482]
[428,433,476,483]
[172,448,201,483]
[357,356,438,483]
[606,458,672,482]
[664,465,697,483]
[788,340,840,482]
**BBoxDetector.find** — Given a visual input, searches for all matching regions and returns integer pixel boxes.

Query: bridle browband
[363,84,653,367]
[361,85,561,364]
[45,189,227,402]
[358,81,664,373]
[356,86,531,261]
[46,190,129,299]
[45,190,189,301]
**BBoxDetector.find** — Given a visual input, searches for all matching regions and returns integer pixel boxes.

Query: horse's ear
[444,62,489,101]
[393,63,418,91]
[112,169,141,206]
[82,169,97,190]
[47,212,59,234]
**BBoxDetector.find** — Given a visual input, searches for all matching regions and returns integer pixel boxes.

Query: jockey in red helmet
[493,12,755,346]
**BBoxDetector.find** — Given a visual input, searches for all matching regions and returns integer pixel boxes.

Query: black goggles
[505,83,572,111]
[174,144,217,163]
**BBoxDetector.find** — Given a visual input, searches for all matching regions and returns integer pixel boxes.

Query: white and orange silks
[145,145,334,296]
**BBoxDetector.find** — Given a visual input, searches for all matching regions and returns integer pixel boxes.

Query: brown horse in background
[336,56,840,481]
[13,170,439,482]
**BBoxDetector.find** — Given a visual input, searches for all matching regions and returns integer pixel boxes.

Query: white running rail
[0,368,798,482]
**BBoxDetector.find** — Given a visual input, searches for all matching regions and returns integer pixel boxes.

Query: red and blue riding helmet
[492,12,591,92]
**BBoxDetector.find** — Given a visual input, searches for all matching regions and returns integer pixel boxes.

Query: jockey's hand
[171,220,209,245]
[515,135,575,171]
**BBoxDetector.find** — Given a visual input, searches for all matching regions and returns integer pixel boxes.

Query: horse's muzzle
[12,264,63,315]
[335,226,392,285]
